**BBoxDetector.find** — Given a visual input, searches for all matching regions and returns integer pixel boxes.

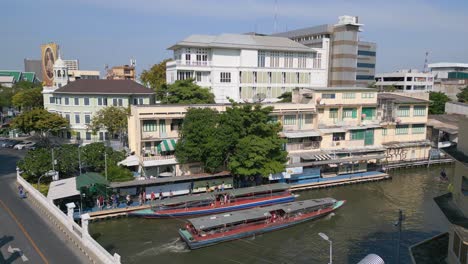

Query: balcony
[286,141,320,151]
[175,60,211,67]
[142,154,175,162]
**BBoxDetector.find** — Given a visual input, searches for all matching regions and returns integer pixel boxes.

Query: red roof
[54,79,154,95]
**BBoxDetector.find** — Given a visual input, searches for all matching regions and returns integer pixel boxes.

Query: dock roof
[188,198,336,231]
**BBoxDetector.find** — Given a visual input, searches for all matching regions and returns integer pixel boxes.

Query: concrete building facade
[375,69,434,92]
[166,33,328,104]
[106,65,136,81]
[429,62,468,100]
[274,15,377,87]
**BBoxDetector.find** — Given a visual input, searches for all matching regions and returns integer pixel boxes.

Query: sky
[2,0,468,76]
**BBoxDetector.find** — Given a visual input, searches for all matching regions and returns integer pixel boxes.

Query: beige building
[458,117,468,156]
[106,65,136,80]
[126,87,431,177]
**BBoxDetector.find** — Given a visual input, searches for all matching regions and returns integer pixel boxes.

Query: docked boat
[179,198,345,249]
[129,183,295,218]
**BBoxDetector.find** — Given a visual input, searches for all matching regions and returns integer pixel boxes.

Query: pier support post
[81,213,90,235]
[66,202,76,221]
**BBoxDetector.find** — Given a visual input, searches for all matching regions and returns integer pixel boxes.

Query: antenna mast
[274,0,278,33]
[423,51,429,73]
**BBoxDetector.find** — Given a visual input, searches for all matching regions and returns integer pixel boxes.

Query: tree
[140,59,172,95]
[160,79,215,104]
[277,92,292,102]
[456,86,468,103]
[0,81,42,111]
[88,106,128,139]
[81,142,125,173]
[17,148,54,182]
[11,108,69,137]
[12,87,43,110]
[12,80,42,90]
[429,92,451,114]
[107,165,134,182]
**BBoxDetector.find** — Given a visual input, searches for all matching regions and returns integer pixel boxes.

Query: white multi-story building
[375,69,434,92]
[166,33,329,103]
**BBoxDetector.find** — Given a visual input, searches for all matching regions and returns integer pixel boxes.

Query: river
[91,165,453,264]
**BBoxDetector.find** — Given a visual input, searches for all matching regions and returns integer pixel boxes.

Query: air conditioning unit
[336,141,341,146]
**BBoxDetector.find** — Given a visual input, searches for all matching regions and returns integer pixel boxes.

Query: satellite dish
[253,93,266,103]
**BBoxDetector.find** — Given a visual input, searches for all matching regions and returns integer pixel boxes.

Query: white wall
[240,49,258,67]
[211,48,240,67]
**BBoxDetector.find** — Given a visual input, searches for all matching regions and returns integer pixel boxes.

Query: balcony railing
[176,60,211,67]
[142,155,176,161]
[286,141,320,151]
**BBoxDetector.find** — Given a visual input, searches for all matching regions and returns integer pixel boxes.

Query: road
[0,148,90,264]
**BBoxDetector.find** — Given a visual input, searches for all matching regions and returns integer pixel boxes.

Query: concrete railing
[17,171,121,264]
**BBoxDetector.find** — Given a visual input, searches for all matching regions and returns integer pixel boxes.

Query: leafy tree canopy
[159,79,215,104]
[81,142,125,173]
[175,103,287,177]
[140,59,172,97]
[277,92,292,103]
[0,81,42,109]
[456,86,468,103]
[12,87,44,110]
[107,165,134,182]
[11,108,69,136]
[88,106,129,138]
[429,92,451,114]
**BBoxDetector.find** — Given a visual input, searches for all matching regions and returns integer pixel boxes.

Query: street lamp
[318,232,333,264]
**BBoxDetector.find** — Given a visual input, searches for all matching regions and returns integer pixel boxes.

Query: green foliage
[81,142,125,173]
[11,108,69,136]
[88,106,128,137]
[13,80,42,90]
[107,165,134,182]
[55,144,80,176]
[17,148,54,181]
[383,85,396,92]
[429,92,451,114]
[456,86,468,103]
[140,59,172,95]
[175,103,287,177]
[0,81,42,109]
[12,87,43,110]
[0,86,14,108]
[277,92,292,103]
[159,79,215,104]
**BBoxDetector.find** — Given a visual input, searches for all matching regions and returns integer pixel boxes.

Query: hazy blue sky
[2,0,468,76]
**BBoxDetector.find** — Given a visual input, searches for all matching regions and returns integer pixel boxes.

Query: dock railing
[17,170,121,264]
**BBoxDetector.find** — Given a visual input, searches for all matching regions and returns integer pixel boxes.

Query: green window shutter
[352,108,357,118]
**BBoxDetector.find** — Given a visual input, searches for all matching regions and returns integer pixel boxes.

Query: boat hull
[130,195,295,218]
[180,200,346,250]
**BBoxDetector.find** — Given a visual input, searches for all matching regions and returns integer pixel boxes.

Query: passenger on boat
[221,181,225,192]
[169,190,174,198]
[205,182,210,193]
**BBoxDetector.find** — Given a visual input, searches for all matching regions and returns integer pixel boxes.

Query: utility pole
[395,209,404,264]
[51,148,55,172]
[78,146,82,175]
[104,151,108,201]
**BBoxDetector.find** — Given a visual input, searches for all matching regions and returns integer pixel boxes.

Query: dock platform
[384,158,454,171]
[290,172,391,191]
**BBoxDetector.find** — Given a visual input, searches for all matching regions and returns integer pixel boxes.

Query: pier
[290,172,391,191]
[383,158,454,171]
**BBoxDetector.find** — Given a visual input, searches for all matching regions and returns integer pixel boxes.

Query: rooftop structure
[0,70,38,87]
[375,69,434,92]
[106,63,136,81]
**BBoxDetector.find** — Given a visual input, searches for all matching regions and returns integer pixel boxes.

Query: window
[333,132,345,141]
[284,52,293,68]
[382,128,388,136]
[138,98,143,105]
[76,132,81,140]
[361,92,375,98]
[282,72,286,84]
[343,108,357,118]
[358,50,376,56]
[75,114,80,124]
[329,108,338,119]
[66,132,71,139]
[322,93,335,99]
[113,99,117,106]
[258,51,266,67]
[270,51,279,67]
[220,72,231,83]
[98,98,106,106]
[283,115,296,125]
[396,125,409,135]
[296,72,300,83]
[196,72,202,82]
[74,98,79,105]
[412,124,425,134]
[85,114,91,124]
[185,49,191,62]
[313,53,322,69]
[304,114,313,124]
[268,72,272,84]
[298,53,307,68]
[269,116,278,123]
[64,97,69,105]
[397,106,410,117]
[253,72,257,83]
[118,98,123,106]
[86,132,91,140]
[413,105,426,116]
[171,119,182,131]
[143,120,157,132]
[65,114,70,122]
[195,48,208,65]
[133,98,138,105]
[177,71,192,80]
[362,107,376,120]
[49,97,55,104]
[84,98,90,105]
[351,130,365,140]
[55,97,61,105]
[99,132,104,141]
[343,93,355,99]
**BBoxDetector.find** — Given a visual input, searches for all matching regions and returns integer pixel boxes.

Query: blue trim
[358,50,376,56]
[134,196,295,218]
[357,63,375,68]
[356,75,375,80]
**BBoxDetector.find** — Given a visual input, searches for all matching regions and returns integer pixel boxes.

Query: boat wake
[325,212,335,220]
[136,238,190,256]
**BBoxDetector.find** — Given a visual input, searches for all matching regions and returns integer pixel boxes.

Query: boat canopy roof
[187,198,337,231]
[228,183,290,197]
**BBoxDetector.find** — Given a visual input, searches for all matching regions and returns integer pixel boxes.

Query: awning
[47,177,80,201]
[319,127,346,134]
[283,130,321,138]
[300,152,332,161]
[76,172,108,190]
[157,139,177,153]
[118,155,140,167]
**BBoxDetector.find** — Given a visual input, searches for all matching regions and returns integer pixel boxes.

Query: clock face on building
[44,47,55,79]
